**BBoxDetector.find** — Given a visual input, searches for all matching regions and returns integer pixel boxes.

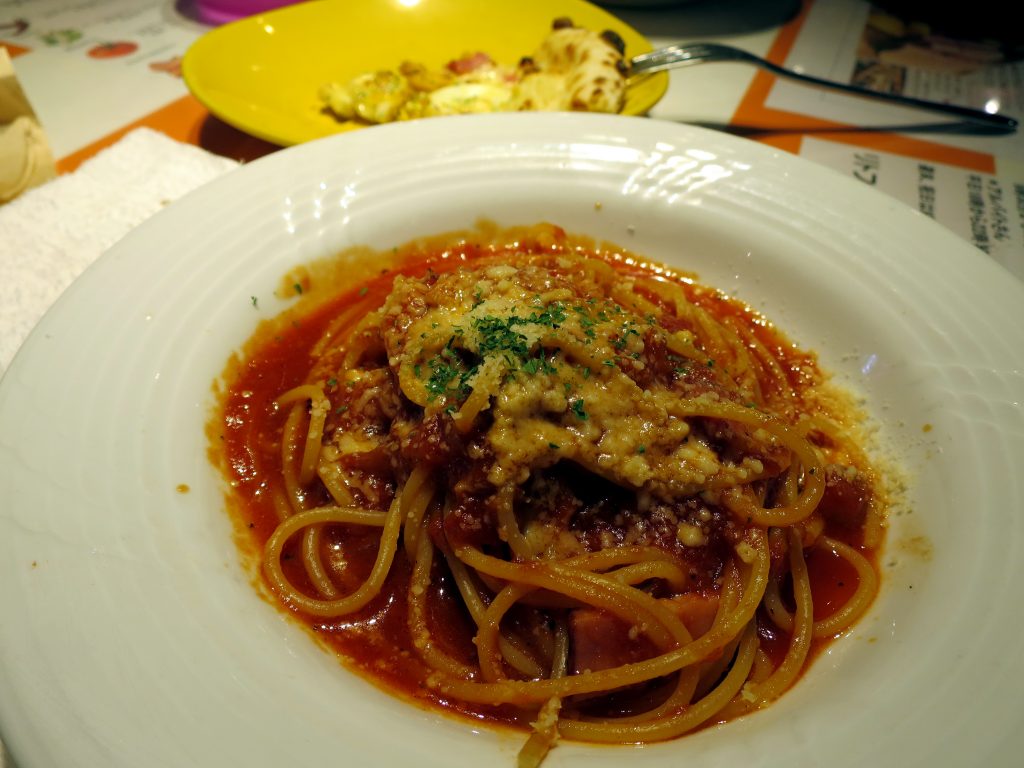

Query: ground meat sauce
[210,223,885,735]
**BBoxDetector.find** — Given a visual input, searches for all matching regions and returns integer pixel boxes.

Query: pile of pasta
[215,225,886,767]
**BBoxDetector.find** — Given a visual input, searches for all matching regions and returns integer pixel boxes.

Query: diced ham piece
[446,52,494,75]
[665,592,720,639]
[818,466,871,530]
[570,609,657,674]
[569,592,720,674]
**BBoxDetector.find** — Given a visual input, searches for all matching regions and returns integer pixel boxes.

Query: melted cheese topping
[523,26,626,113]
[377,258,762,503]
[319,22,627,124]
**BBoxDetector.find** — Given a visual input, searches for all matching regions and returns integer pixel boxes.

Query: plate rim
[1,113,1023,768]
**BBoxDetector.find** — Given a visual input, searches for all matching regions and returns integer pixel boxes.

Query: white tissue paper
[0,127,239,375]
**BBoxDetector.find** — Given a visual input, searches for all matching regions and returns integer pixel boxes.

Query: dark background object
[598,0,802,39]
[870,1,1024,46]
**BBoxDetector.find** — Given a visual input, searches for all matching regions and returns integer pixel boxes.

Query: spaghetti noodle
[212,223,887,766]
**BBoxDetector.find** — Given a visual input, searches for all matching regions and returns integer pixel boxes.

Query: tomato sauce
[209,225,884,731]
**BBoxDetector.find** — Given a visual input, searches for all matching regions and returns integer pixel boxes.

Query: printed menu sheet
[0,0,203,158]
[799,137,1024,276]
[765,0,1024,279]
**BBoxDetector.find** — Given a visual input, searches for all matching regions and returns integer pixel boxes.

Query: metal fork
[629,42,1018,132]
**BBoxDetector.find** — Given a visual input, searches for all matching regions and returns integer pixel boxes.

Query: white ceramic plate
[1,114,1022,768]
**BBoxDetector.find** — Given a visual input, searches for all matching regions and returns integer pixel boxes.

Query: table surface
[1,0,1023,764]
[4,0,1023,277]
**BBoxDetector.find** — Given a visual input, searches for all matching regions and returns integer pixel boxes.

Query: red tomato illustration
[87,41,138,59]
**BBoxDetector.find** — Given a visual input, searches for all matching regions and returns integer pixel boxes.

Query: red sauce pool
[209,228,883,731]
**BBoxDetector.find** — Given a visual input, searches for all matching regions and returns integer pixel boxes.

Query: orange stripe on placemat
[755,129,997,173]
[1,41,31,57]
[57,94,280,173]
[729,0,996,175]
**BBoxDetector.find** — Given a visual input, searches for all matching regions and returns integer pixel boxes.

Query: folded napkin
[1,48,57,203]
[0,128,239,376]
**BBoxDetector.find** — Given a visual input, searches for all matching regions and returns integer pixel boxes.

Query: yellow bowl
[182,0,668,146]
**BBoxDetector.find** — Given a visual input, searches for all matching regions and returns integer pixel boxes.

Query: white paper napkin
[0,127,239,377]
